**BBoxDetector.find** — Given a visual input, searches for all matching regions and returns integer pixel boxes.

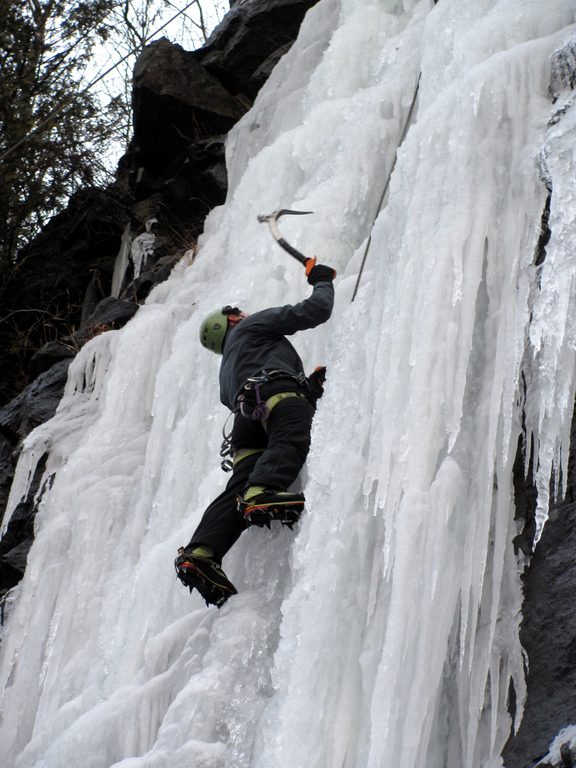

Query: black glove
[307,366,327,400]
[307,264,336,285]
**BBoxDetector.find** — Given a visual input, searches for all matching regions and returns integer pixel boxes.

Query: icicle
[526,32,576,541]
[111,222,133,298]
[130,218,158,280]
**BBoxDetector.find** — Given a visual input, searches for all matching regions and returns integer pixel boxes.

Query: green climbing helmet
[199,308,229,354]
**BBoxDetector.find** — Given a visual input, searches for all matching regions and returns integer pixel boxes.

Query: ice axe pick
[257,209,316,275]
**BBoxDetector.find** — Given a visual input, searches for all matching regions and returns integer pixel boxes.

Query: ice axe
[257,209,316,275]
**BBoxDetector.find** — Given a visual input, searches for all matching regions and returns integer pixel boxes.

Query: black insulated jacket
[218,281,334,410]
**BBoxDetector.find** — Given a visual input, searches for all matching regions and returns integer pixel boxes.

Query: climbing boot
[238,487,305,529]
[174,547,237,608]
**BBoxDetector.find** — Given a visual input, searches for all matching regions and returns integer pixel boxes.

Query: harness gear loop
[238,377,269,421]
[236,369,311,423]
[220,411,235,471]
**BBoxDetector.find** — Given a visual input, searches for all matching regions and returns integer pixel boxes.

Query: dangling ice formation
[2,2,576,767]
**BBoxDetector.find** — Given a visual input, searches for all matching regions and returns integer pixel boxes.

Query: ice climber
[174,262,336,607]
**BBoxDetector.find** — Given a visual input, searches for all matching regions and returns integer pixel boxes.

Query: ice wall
[1,2,576,767]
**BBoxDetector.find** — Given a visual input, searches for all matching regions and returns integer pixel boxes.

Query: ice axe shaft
[257,209,316,273]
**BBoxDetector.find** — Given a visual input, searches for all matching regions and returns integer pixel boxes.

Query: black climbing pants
[232,395,314,490]
[187,396,315,561]
[186,450,257,562]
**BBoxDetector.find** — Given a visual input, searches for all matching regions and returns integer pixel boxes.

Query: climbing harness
[351,72,422,302]
[232,447,265,466]
[236,369,310,421]
[257,209,317,274]
[220,411,235,471]
[219,369,314,471]
[237,374,271,421]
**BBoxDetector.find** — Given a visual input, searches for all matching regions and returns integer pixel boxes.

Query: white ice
[130,219,158,280]
[1,1,576,767]
[111,224,133,299]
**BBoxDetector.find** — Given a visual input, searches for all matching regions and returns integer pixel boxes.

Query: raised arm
[246,266,335,336]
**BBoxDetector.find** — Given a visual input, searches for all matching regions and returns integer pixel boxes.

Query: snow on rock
[130,219,158,281]
[1,2,576,768]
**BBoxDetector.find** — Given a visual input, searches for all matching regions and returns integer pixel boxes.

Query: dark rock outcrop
[0,360,72,590]
[0,454,49,596]
[127,37,241,214]
[124,0,318,244]
[0,186,129,404]
[28,298,139,379]
[197,0,319,99]
[505,373,576,768]
[0,360,72,443]
[503,501,576,768]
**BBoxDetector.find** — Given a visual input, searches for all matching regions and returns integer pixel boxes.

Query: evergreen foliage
[0,0,220,404]
[0,0,123,266]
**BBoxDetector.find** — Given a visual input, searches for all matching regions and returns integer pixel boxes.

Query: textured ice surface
[1,2,576,767]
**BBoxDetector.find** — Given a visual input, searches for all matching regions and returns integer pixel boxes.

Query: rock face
[0,187,129,404]
[0,0,318,597]
[0,362,71,593]
[504,415,576,768]
[502,35,576,768]
[127,37,240,223]
[503,501,576,768]
[197,0,319,98]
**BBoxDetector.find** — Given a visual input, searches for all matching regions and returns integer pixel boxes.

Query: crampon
[174,548,237,608]
[237,491,305,529]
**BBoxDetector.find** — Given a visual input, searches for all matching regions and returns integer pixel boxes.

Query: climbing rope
[351,72,422,302]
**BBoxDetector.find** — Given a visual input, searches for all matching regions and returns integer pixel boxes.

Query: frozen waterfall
[2,1,576,767]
